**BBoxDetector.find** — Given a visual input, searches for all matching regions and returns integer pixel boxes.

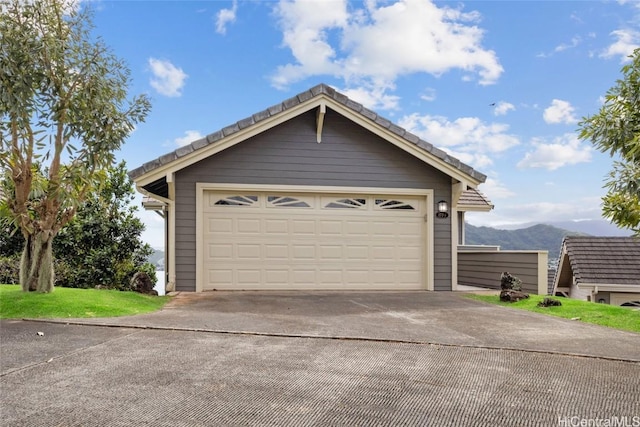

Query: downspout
[166,172,176,292]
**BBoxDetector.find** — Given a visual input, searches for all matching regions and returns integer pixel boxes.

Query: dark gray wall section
[458,251,546,294]
[174,108,453,291]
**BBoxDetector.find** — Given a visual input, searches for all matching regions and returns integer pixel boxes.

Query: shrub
[0,256,19,284]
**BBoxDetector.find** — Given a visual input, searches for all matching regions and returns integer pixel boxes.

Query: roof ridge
[129,83,486,183]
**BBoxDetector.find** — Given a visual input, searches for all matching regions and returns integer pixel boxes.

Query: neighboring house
[553,236,640,306]
[129,84,492,292]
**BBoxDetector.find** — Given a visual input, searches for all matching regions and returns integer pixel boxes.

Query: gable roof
[556,236,640,289]
[129,83,487,195]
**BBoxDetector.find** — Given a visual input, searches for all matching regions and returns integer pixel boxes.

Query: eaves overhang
[128,84,488,196]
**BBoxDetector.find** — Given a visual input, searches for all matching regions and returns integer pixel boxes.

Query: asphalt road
[1,291,639,426]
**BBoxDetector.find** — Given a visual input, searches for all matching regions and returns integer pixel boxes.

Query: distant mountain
[498,219,633,237]
[147,249,165,269]
[464,223,588,261]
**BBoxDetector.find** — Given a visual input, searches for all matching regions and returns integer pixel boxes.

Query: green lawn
[0,285,170,319]
[465,293,640,333]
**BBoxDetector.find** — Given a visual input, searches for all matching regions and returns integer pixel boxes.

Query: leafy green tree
[0,163,155,289]
[54,162,155,290]
[0,0,151,292]
[579,48,640,234]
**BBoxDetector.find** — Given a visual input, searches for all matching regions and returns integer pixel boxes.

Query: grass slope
[0,285,170,319]
[465,293,640,333]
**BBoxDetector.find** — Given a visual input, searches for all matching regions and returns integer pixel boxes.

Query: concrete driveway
[2,291,639,426]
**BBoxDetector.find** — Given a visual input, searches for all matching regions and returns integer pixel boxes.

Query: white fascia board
[456,204,494,212]
[577,283,640,293]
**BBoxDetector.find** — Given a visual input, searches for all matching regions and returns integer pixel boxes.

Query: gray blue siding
[174,108,453,291]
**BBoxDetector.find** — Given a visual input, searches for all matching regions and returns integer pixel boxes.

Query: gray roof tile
[158,152,178,164]
[297,90,313,103]
[237,116,255,130]
[128,83,487,183]
[221,123,240,136]
[267,103,284,116]
[206,130,224,144]
[562,236,640,285]
[360,107,377,121]
[283,95,300,109]
[252,109,271,123]
[345,99,362,112]
[175,144,194,158]
[191,138,209,150]
[458,187,493,208]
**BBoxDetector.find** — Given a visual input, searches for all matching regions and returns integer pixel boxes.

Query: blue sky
[88,0,639,248]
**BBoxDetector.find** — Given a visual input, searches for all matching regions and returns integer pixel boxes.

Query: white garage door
[202,191,427,290]
[610,293,640,306]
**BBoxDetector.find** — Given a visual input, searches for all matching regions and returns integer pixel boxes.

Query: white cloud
[543,99,578,124]
[340,81,401,110]
[554,35,582,53]
[420,87,437,102]
[148,58,188,97]
[271,0,503,97]
[517,133,592,170]
[215,0,238,35]
[538,36,582,58]
[478,177,516,200]
[493,101,515,116]
[399,114,520,169]
[466,197,603,228]
[174,130,204,147]
[600,29,640,63]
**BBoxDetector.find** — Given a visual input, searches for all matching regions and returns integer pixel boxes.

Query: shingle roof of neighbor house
[128,83,487,183]
[561,236,640,285]
[457,187,494,210]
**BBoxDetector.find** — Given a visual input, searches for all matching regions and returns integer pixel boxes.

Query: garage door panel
[371,221,395,236]
[372,245,396,261]
[265,219,288,234]
[236,219,261,234]
[265,244,288,260]
[319,221,342,235]
[345,221,369,236]
[237,269,261,285]
[397,270,422,283]
[396,221,420,237]
[266,270,289,284]
[345,245,369,260]
[319,245,343,259]
[398,246,421,261]
[292,220,315,234]
[373,270,396,283]
[209,243,233,260]
[237,244,261,260]
[292,269,316,284]
[202,191,426,290]
[345,270,369,284]
[292,244,316,259]
[209,269,233,284]
[319,270,343,284]
[209,218,234,233]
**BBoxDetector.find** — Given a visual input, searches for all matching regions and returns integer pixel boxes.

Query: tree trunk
[20,231,55,293]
